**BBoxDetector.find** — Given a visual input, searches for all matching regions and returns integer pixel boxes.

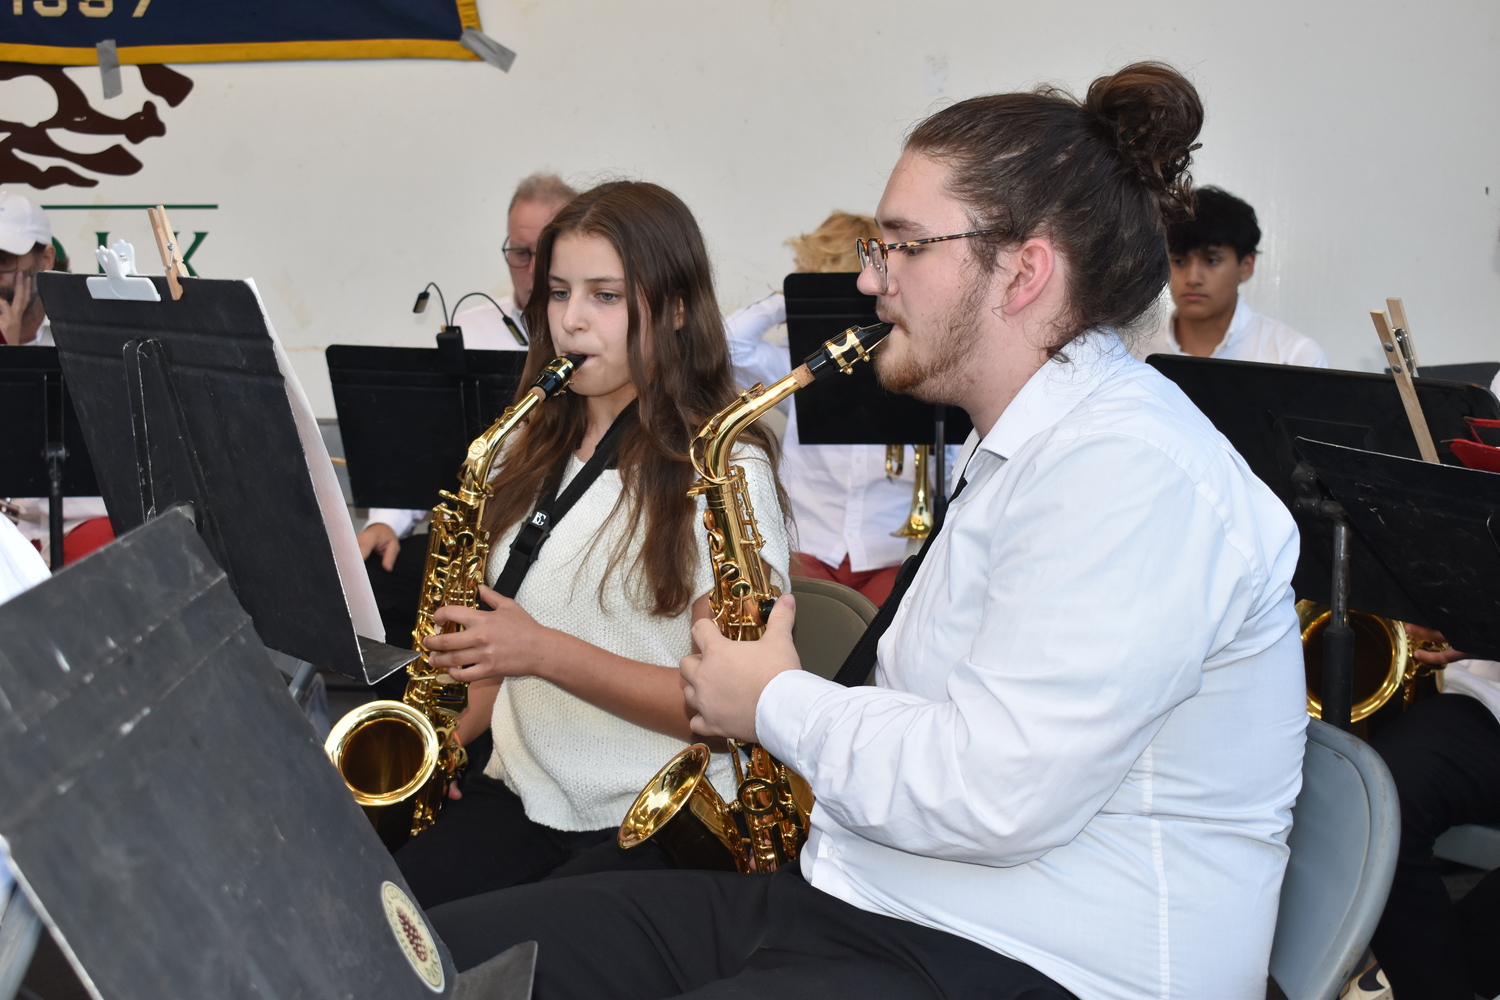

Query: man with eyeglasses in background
[357,173,577,664]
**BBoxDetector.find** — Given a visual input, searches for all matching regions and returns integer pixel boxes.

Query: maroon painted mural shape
[0,62,193,189]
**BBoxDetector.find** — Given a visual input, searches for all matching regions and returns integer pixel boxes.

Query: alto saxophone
[325,354,584,848]
[618,322,892,872]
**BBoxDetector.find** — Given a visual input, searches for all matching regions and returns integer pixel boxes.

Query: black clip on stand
[1292,464,1355,730]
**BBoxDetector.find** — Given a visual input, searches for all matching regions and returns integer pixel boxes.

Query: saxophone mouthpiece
[803,322,893,380]
[533,353,588,397]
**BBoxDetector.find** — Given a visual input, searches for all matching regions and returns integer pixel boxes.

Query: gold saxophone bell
[619,744,748,872]
[890,444,934,540]
[1297,600,1420,723]
[325,700,441,808]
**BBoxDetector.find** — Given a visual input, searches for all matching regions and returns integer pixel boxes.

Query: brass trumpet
[889,444,934,540]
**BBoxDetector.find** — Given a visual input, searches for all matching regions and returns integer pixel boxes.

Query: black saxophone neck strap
[492,401,637,600]
[831,474,968,688]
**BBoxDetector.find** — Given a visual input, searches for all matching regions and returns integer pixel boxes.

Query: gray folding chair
[1269,719,1401,1000]
[788,577,878,681]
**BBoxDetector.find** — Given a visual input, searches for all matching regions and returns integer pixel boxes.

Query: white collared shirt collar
[1164,296,1251,359]
[976,329,1131,464]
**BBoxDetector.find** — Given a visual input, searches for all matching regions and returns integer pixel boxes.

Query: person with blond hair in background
[725,211,956,605]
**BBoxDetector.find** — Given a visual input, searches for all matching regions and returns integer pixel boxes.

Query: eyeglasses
[855,229,998,293]
[502,240,534,268]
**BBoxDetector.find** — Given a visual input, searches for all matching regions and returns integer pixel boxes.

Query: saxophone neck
[457,353,585,494]
[692,374,802,482]
[690,323,891,483]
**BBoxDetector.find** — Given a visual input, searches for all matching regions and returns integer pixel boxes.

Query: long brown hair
[483,181,785,616]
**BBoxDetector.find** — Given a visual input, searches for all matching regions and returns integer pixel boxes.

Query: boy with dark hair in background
[1131,186,1329,367]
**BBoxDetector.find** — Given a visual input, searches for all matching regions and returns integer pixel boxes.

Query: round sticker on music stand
[382,881,444,991]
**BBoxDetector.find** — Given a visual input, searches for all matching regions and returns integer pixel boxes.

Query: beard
[874,274,988,403]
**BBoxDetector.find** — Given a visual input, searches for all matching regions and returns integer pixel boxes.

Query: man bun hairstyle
[1167,187,1261,260]
[906,61,1204,351]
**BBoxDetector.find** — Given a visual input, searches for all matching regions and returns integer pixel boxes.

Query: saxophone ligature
[618,322,892,872]
[325,354,584,848]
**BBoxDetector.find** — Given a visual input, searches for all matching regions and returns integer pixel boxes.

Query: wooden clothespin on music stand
[146,204,189,301]
[1370,297,1439,463]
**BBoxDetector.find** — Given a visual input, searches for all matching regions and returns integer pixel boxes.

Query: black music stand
[1295,439,1500,661]
[1419,361,1499,389]
[325,345,529,510]
[36,272,414,684]
[0,508,534,1000]
[783,273,973,514]
[0,347,101,569]
[1149,354,1500,728]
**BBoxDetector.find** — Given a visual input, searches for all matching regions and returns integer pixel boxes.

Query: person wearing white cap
[0,189,57,347]
[0,191,114,564]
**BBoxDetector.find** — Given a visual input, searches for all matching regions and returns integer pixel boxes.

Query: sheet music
[245,280,385,643]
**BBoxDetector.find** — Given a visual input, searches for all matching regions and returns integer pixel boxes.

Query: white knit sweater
[482,447,790,831]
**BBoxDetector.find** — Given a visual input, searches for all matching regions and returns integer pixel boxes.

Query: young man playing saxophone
[427,62,1308,1000]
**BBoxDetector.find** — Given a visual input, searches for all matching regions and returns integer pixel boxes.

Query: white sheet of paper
[245,280,384,643]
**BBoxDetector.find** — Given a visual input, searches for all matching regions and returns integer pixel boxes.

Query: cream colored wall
[7,0,1498,416]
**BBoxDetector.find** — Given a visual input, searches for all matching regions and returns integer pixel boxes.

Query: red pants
[790,553,900,607]
[30,517,116,566]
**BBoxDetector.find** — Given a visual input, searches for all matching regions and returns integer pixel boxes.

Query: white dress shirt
[757,332,1308,1000]
[0,514,50,604]
[726,293,958,571]
[1131,296,1330,368]
[366,296,527,538]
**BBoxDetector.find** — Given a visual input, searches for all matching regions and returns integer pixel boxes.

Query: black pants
[394,771,673,909]
[428,863,1078,1000]
[1369,694,1500,1000]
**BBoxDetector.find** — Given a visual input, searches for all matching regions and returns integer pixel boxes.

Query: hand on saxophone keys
[1403,623,1465,666]
[421,584,553,679]
[679,594,801,742]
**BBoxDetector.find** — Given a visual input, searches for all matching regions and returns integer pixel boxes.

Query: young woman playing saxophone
[393,181,790,908]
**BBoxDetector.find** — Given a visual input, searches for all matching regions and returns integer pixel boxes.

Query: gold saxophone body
[618,322,892,872]
[325,354,584,848]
